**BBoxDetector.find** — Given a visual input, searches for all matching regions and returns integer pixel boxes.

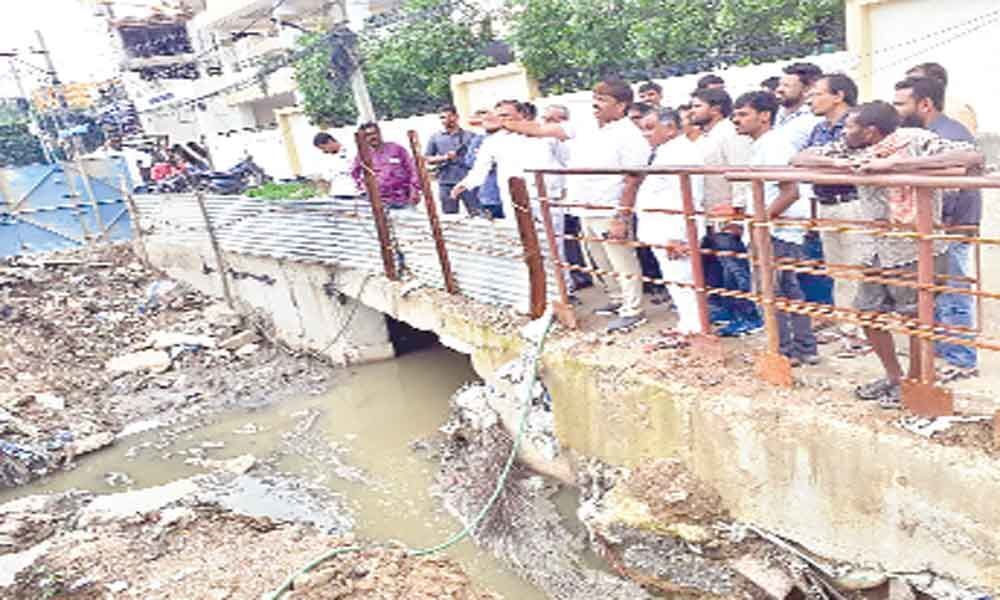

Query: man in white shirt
[313,132,359,197]
[567,78,650,333]
[689,87,758,335]
[774,62,823,151]
[732,91,818,366]
[451,100,551,220]
[636,108,706,336]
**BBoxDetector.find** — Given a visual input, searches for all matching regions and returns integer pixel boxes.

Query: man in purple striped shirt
[351,122,421,208]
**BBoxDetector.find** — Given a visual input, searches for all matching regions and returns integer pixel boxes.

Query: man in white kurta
[635,109,706,335]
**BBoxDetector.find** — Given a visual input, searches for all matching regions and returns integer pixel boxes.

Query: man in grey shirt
[425,105,480,215]
[894,76,980,376]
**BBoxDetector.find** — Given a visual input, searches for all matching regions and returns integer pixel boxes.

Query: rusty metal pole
[355,130,398,281]
[679,174,711,335]
[750,179,792,387]
[679,173,724,363]
[119,175,150,268]
[194,192,236,311]
[407,130,457,294]
[534,172,576,328]
[510,177,546,318]
[903,186,953,416]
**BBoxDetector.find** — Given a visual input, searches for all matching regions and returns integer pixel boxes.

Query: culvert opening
[387,316,440,356]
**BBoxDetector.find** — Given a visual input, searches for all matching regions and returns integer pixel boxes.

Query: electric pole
[329,0,375,123]
[5,58,54,163]
[33,30,68,131]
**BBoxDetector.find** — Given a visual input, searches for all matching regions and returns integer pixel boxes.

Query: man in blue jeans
[893,75,979,377]
[732,91,818,365]
[688,87,760,336]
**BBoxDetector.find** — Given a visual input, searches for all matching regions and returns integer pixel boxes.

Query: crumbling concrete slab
[107,349,172,374]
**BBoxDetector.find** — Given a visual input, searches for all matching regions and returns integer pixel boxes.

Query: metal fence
[521,164,1000,418]
[0,159,134,258]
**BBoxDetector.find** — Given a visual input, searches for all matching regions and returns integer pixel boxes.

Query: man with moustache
[793,101,982,406]
[425,105,479,215]
[637,81,664,108]
[775,62,823,151]
[635,107,706,337]
[732,91,817,366]
[688,87,758,336]
[568,77,650,333]
[802,74,866,351]
[893,75,981,378]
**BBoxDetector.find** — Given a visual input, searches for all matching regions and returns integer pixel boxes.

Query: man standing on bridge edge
[567,77,650,333]
[425,105,481,216]
[351,122,421,209]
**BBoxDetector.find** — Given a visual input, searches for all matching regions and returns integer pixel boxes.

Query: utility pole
[329,0,375,123]
[1,54,54,163]
[33,30,68,131]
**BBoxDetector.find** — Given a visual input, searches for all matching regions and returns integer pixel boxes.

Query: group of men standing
[312,59,984,408]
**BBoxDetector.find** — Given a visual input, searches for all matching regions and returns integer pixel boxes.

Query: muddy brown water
[1,347,590,599]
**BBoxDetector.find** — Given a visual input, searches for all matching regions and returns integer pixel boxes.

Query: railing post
[679,173,724,363]
[355,130,399,281]
[119,175,150,268]
[510,177,546,318]
[903,185,953,416]
[750,178,792,387]
[534,172,576,328]
[63,161,94,245]
[407,130,457,294]
[194,192,236,311]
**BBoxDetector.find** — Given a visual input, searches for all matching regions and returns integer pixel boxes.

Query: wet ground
[1,346,584,599]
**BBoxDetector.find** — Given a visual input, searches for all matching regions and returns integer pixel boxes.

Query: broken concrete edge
[141,236,1000,592]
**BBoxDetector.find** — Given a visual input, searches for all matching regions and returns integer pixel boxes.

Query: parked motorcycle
[137,156,271,195]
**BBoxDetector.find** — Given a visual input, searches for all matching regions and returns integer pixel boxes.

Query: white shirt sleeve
[458,135,499,190]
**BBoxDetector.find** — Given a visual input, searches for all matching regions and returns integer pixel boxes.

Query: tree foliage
[295,0,496,126]
[0,123,46,167]
[507,0,846,92]
[294,0,845,123]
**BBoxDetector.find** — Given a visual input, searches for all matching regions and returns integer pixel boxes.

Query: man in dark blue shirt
[894,76,980,375]
[425,105,480,215]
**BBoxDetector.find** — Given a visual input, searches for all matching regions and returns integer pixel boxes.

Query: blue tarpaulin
[0,158,132,258]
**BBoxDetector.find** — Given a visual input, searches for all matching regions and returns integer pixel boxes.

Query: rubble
[436,383,653,600]
[0,245,335,489]
[219,330,258,351]
[107,349,173,374]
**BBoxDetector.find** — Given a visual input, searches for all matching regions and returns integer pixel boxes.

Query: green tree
[506,0,845,93]
[0,123,45,167]
[294,0,496,125]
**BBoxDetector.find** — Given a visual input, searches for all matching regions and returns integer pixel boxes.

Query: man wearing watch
[567,77,650,333]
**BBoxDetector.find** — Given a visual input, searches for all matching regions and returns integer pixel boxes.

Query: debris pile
[577,457,995,600]
[0,245,334,488]
[435,381,654,600]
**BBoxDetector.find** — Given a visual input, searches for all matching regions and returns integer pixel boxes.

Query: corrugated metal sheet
[133,194,558,310]
[0,160,132,258]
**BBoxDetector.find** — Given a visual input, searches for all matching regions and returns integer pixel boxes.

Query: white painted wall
[865,0,999,134]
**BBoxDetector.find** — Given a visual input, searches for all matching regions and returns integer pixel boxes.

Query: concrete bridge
[131,190,1000,592]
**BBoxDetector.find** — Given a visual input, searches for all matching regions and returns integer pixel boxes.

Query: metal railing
[519,165,1000,418]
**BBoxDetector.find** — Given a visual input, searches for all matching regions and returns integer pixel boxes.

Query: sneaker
[742,314,764,333]
[709,305,732,325]
[855,378,897,401]
[878,385,902,410]
[798,353,821,366]
[606,314,647,333]
[594,302,622,316]
[717,319,749,338]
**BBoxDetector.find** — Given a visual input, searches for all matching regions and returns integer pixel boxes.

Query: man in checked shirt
[793,101,983,408]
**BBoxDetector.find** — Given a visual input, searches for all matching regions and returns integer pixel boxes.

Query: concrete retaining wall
[142,234,1000,591]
